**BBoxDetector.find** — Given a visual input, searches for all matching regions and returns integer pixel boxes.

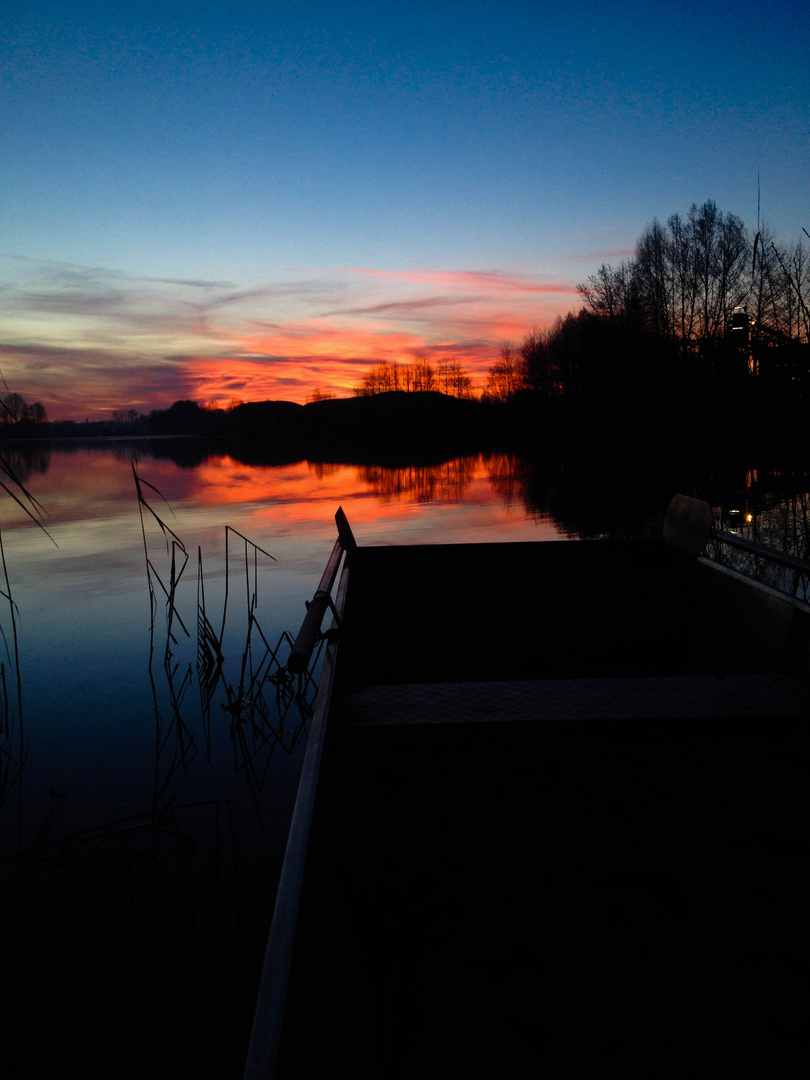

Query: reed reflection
[199,528,316,806]
[0,531,23,840]
[136,464,319,812]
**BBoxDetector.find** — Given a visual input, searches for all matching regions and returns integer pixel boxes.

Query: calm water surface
[0,439,569,1077]
[1,438,807,1076]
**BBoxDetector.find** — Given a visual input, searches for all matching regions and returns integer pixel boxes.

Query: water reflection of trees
[485,453,810,558]
[0,436,250,479]
[485,451,685,539]
[347,452,675,536]
[308,461,342,480]
[0,441,53,483]
[358,458,477,503]
[712,467,810,559]
[486,452,534,511]
[706,466,810,599]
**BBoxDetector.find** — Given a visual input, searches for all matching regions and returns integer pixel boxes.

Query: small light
[746,514,753,523]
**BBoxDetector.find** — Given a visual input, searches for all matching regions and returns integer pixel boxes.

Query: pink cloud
[1,256,589,417]
[338,265,581,295]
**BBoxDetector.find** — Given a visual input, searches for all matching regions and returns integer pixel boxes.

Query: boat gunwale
[243,556,351,1080]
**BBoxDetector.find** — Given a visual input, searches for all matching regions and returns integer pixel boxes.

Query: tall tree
[436,358,474,398]
[354,361,402,396]
[634,201,750,354]
[484,342,523,403]
[576,262,639,325]
[2,392,27,423]
[410,354,435,392]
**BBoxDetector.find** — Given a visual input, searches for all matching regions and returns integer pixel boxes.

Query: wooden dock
[246,500,809,1077]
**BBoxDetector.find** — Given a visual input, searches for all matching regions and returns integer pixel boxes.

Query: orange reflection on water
[1,446,566,572]
[0,445,154,531]
[190,454,502,518]
[228,454,565,546]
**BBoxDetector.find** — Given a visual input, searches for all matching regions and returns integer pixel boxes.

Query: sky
[2,0,808,419]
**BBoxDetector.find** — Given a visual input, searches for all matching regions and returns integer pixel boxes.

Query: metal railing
[244,507,356,1080]
[705,527,810,603]
[288,506,356,674]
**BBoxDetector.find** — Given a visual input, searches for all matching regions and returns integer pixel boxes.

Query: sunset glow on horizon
[0,259,589,416]
[2,1,807,419]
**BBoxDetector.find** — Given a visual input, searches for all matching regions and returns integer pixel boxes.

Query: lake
[1,437,807,1076]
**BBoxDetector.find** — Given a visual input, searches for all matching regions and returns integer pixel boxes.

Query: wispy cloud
[564,248,636,264]
[0,253,235,291]
[339,265,581,295]
[324,295,476,318]
[140,276,236,289]
[0,253,586,417]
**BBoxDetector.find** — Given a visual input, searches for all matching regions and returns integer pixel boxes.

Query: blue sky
[2,0,808,417]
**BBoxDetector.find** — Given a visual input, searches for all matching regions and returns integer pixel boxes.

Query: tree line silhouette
[485,201,809,405]
[4,200,807,450]
[353,355,474,398]
[1,392,48,426]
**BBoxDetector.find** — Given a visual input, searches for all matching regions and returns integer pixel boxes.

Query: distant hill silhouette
[140,383,810,462]
[5,378,806,462]
[213,391,501,461]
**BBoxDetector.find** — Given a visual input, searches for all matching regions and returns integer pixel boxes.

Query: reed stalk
[133,463,321,810]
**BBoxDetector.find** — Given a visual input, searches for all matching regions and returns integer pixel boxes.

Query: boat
[245,496,809,1078]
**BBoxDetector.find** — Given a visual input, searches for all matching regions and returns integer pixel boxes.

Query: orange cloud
[1,256,589,417]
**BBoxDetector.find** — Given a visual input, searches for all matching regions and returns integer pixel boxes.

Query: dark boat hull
[248,521,809,1077]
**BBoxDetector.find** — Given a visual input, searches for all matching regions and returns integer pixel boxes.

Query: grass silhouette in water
[0,451,56,845]
[0,531,23,824]
[3,464,304,1077]
[133,461,191,671]
[133,462,200,806]
[206,526,316,809]
[2,460,325,1073]
[133,463,320,814]
[0,451,54,543]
